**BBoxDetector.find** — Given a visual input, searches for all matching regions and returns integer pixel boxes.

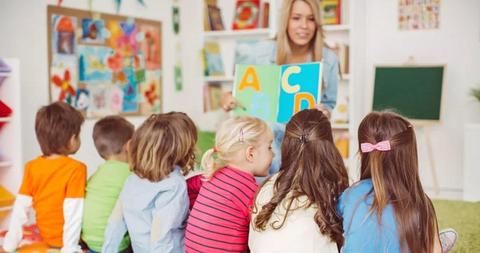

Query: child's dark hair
[129,112,197,182]
[358,111,439,253]
[35,101,84,156]
[93,115,134,159]
[253,109,349,247]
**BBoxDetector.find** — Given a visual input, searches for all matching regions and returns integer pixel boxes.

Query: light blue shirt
[102,166,189,253]
[338,179,402,253]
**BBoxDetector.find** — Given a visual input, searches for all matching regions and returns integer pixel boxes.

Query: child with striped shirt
[185,116,274,253]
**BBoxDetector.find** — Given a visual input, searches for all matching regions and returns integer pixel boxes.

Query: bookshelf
[0,58,22,229]
[200,0,359,177]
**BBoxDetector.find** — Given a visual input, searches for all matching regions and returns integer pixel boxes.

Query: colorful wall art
[48,6,162,117]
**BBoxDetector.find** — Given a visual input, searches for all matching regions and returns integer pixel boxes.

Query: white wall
[0,0,210,178]
[361,0,480,199]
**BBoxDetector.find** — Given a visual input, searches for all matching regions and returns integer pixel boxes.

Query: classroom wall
[0,0,210,179]
[361,0,480,199]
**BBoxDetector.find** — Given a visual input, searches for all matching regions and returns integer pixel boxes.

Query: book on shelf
[321,0,341,25]
[232,0,260,30]
[207,5,225,31]
[334,132,349,158]
[233,62,323,123]
[331,94,349,124]
[203,0,218,31]
[203,83,223,112]
[202,41,225,76]
[234,39,276,66]
[331,43,349,75]
[260,2,270,28]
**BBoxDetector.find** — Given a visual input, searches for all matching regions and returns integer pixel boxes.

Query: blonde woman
[222,0,340,176]
[185,116,274,253]
[102,112,197,253]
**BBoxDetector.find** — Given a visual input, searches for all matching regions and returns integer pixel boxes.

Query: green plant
[471,87,480,102]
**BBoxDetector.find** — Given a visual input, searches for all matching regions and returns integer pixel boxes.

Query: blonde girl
[102,112,197,253]
[338,111,442,253]
[185,116,274,253]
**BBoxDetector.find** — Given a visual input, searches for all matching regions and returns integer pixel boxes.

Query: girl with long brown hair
[338,111,442,253]
[249,109,349,252]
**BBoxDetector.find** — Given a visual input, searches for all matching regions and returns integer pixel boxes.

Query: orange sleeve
[18,165,32,196]
[65,164,87,198]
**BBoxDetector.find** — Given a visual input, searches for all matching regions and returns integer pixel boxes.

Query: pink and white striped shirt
[185,166,258,253]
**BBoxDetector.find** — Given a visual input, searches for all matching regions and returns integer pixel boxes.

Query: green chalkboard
[372,66,444,121]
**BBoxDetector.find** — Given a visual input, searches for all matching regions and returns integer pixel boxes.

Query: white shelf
[332,123,349,130]
[204,76,234,82]
[0,72,11,77]
[0,160,13,168]
[0,117,12,123]
[323,24,351,32]
[341,74,350,81]
[204,28,272,39]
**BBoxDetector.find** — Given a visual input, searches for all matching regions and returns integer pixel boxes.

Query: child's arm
[2,195,31,252]
[61,198,84,253]
[102,199,127,253]
[61,164,87,253]
[150,183,189,252]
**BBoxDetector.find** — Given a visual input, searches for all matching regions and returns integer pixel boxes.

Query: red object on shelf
[0,100,13,130]
[232,0,260,30]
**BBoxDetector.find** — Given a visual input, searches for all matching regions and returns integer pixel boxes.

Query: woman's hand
[220,92,238,112]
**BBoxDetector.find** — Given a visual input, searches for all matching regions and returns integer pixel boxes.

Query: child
[249,109,349,253]
[338,111,442,252]
[185,116,274,253]
[102,112,197,253]
[3,101,86,252]
[81,116,134,253]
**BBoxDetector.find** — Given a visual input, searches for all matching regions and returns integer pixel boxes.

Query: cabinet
[0,58,22,229]
[200,0,358,175]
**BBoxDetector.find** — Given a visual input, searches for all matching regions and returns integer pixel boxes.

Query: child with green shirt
[81,116,134,253]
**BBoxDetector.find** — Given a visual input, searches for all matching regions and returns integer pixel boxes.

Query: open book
[233,62,323,123]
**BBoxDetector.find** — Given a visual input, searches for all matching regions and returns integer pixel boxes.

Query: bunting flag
[115,0,146,13]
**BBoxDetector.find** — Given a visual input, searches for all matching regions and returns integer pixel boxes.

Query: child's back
[82,160,131,251]
[186,166,257,252]
[338,179,400,252]
[23,156,86,247]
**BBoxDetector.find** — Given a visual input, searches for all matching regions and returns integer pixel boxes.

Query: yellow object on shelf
[0,185,15,220]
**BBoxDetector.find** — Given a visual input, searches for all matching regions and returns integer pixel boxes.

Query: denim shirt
[102,166,189,253]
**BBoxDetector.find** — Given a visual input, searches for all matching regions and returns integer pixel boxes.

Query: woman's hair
[129,112,197,182]
[201,116,270,179]
[358,111,438,253]
[253,109,348,247]
[276,0,325,65]
[93,115,134,159]
[35,101,84,156]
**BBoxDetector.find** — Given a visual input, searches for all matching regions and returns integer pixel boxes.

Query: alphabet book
[232,62,323,123]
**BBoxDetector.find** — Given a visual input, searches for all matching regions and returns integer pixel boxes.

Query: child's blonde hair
[129,112,197,182]
[202,116,270,179]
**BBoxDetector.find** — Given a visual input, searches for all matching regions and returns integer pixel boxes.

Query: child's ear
[245,145,255,162]
[124,139,131,153]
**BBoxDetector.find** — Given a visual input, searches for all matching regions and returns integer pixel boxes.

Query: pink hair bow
[360,140,391,153]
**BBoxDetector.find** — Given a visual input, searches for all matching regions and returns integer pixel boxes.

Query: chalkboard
[372,66,444,122]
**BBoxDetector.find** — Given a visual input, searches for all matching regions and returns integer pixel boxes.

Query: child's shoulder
[340,179,373,202]
[26,155,86,169]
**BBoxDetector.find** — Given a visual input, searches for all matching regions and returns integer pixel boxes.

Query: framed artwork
[48,6,162,117]
[398,0,441,30]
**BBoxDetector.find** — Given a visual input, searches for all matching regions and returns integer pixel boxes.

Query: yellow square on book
[0,186,15,220]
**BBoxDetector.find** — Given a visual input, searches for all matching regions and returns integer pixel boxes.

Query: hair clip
[360,140,391,153]
[299,131,308,144]
[239,128,245,143]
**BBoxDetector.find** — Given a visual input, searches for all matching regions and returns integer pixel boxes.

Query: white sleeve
[2,194,32,252]
[61,198,83,253]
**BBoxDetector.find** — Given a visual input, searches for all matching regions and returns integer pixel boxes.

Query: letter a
[239,66,260,91]
[294,92,315,113]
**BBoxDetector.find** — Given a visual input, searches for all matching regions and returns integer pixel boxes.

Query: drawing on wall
[48,6,162,117]
[398,0,440,30]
